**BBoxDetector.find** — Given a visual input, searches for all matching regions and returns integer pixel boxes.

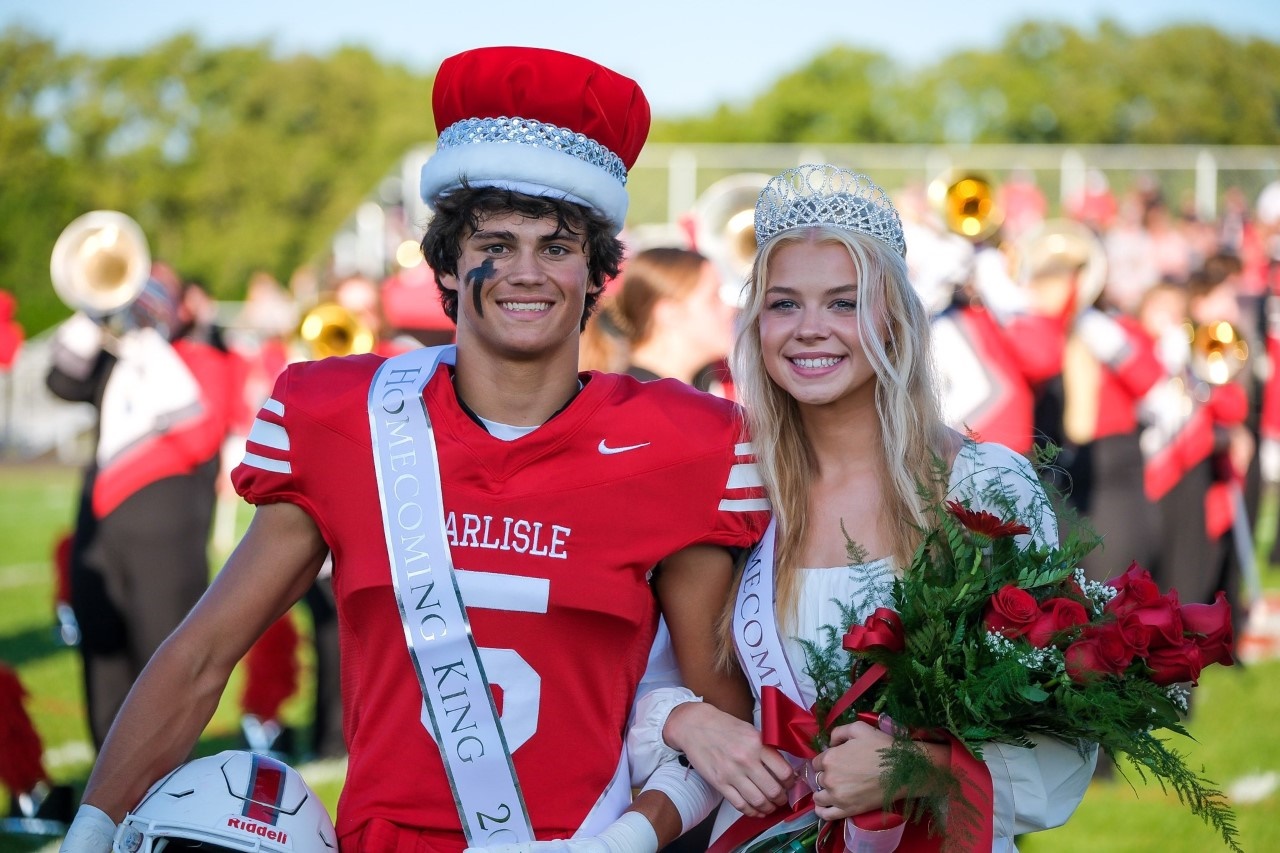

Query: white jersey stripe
[263,397,285,417]
[242,451,292,475]
[248,417,290,451]
[726,462,763,490]
[719,497,771,512]
[734,442,754,457]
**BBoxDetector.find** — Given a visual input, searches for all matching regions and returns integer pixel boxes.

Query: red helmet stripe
[242,754,287,825]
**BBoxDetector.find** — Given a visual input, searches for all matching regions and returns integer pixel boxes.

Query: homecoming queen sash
[732,518,806,709]
[369,345,534,845]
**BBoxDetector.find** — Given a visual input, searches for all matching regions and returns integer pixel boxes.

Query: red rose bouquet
[800,477,1241,852]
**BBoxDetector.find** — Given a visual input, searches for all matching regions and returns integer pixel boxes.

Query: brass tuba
[692,173,772,302]
[1189,320,1249,385]
[50,210,151,317]
[298,302,375,359]
[928,172,1004,243]
[1014,218,1108,313]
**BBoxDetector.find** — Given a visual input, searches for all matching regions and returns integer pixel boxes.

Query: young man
[62,46,768,853]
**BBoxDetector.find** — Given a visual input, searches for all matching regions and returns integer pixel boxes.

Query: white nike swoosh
[598,439,651,455]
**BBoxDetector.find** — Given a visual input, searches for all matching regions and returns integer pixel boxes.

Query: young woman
[649,166,1096,851]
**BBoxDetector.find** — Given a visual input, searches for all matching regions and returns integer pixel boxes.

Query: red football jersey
[233,355,769,851]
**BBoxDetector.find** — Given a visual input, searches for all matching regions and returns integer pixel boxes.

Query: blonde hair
[728,226,949,639]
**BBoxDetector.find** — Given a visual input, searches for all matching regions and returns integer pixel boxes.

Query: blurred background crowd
[2,6,1280,851]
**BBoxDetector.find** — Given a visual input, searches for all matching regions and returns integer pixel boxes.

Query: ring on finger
[815,770,825,790]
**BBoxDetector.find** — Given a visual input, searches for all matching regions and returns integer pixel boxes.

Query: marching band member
[46,265,237,752]
[581,247,736,393]
[1186,268,1254,637]
[1135,284,1220,607]
[931,242,1069,456]
[1024,222,1164,575]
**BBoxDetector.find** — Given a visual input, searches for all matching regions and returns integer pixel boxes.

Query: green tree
[0,29,432,334]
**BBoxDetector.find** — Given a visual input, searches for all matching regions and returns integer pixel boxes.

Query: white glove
[465,812,657,853]
[59,803,116,853]
[1074,308,1130,366]
[50,312,106,379]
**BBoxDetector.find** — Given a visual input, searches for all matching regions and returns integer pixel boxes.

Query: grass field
[1,462,1277,852]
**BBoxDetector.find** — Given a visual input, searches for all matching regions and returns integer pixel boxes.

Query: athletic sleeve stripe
[242,452,292,475]
[726,462,762,490]
[734,442,754,457]
[719,497,771,512]
[248,417,290,451]
[262,397,285,417]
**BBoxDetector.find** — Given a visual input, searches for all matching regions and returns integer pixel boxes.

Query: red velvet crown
[432,46,650,170]
[421,47,651,231]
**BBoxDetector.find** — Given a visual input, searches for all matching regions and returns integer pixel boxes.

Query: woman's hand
[663,701,795,817]
[812,722,949,820]
[810,720,896,819]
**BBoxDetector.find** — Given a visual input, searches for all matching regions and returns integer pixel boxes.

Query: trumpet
[928,172,1004,243]
[298,302,375,359]
[1189,320,1249,385]
[50,210,151,317]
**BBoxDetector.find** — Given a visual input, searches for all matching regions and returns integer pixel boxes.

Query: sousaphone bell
[50,210,152,317]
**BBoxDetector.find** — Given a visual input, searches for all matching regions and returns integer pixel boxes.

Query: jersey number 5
[418,569,547,753]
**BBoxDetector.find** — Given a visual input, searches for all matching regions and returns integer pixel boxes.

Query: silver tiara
[754,165,906,256]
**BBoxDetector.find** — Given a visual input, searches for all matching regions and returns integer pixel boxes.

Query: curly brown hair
[420,185,624,330]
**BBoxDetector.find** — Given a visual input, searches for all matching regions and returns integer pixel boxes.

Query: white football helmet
[112,750,337,852]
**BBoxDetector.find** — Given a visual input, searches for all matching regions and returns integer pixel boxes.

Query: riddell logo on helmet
[226,816,288,844]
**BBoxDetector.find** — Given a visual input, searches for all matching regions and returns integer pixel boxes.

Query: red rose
[1114,610,1151,658]
[1146,640,1204,686]
[1103,562,1161,615]
[1026,597,1090,648]
[1180,591,1235,668]
[984,585,1040,639]
[1105,565,1183,649]
[1127,592,1185,650]
[1064,623,1137,683]
[843,607,905,654]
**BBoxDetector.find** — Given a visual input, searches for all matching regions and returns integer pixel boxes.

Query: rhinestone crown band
[754,165,906,256]
[437,116,629,186]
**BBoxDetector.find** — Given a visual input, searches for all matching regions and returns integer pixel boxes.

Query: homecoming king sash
[369,345,535,845]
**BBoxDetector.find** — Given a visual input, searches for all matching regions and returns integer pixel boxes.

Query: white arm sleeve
[984,737,1098,838]
[626,618,701,785]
